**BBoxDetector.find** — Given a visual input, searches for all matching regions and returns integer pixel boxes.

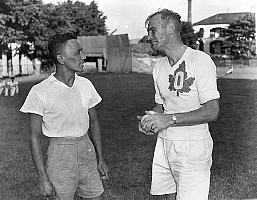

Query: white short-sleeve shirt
[20,73,102,138]
[153,47,220,140]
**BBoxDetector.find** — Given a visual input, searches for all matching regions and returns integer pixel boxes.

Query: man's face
[147,15,170,51]
[62,39,84,72]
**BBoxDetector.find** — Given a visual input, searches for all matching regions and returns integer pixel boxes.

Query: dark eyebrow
[147,27,157,32]
[75,48,83,54]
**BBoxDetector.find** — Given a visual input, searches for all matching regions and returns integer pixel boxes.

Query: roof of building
[193,12,254,26]
[129,38,141,44]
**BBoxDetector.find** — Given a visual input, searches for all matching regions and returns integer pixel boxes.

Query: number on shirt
[174,71,184,90]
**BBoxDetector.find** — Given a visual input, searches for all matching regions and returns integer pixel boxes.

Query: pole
[255,3,257,55]
[188,0,192,23]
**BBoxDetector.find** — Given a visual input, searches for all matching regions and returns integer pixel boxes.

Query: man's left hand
[98,160,109,180]
[141,111,173,133]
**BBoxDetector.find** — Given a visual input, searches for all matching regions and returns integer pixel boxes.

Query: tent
[78,34,132,73]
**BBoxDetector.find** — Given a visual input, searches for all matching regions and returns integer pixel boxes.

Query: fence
[211,57,257,67]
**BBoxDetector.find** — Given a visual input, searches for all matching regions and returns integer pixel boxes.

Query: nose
[147,32,154,41]
[148,35,155,43]
[79,50,84,60]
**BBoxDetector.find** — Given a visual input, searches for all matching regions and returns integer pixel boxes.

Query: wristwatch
[171,114,177,125]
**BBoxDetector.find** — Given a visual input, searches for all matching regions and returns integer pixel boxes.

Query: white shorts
[151,136,213,200]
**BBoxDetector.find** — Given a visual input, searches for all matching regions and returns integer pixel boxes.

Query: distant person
[197,28,205,51]
[6,76,19,96]
[20,32,109,200]
[198,38,204,52]
[4,77,10,96]
[137,9,220,200]
[0,78,6,95]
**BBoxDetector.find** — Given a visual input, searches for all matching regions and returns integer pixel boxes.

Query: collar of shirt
[47,73,84,87]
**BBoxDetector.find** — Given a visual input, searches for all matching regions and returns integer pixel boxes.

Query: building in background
[0,34,132,77]
[193,12,255,55]
[79,34,132,73]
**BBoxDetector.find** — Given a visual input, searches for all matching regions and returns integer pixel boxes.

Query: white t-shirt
[153,47,220,140]
[20,73,102,138]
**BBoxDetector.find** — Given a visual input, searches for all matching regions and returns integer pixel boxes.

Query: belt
[49,134,89,145]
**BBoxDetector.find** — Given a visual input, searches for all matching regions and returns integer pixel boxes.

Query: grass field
[0,72,257,200]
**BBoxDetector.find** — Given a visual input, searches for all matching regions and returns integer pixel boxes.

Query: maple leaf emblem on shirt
[168,61,195,96]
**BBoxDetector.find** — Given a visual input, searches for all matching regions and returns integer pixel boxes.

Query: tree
[87,1,107,35]
[0,0,108,73]
[46,0,107,36]
[0,0,28,75]
[224,13,255,60]
[0,0,48,74]
[15,1,49,74]
[40,0,107,69]
[0,0,27,44]
[180,21,197,49]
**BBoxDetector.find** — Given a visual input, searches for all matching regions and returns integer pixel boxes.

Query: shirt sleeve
[195,54,220,104]
[153,63,164,105]
[88,81,102,108]
[20,88,44,116]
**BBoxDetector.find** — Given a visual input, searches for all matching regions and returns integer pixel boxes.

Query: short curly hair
[48,32,77,63]
[145,9,182,32]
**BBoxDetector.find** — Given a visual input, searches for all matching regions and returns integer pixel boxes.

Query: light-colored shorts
[151,136,213,200]
[46,134,104,200]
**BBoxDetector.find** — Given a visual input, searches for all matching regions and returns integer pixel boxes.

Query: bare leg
[165,193,176,200]
[81,194,103,200]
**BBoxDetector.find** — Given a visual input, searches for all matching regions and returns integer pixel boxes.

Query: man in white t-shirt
[138,9,220,200]
[20,32,109,200]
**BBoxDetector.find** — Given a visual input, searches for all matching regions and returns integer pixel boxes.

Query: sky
[42,0,257,39]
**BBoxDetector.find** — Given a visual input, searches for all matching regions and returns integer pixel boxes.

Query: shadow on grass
[0,73,257,199]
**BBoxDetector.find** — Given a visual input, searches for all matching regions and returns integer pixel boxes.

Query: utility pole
[253,4,257,56]
[255,4,257,56]
[188,0,192,23]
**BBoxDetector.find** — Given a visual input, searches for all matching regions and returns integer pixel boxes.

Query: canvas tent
[78,34,132,73]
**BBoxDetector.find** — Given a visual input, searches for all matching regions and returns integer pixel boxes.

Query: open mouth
[150,39,158,46]
[80,62,85,69]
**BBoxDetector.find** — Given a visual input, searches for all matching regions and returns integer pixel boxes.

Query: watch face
[172,115,177,124]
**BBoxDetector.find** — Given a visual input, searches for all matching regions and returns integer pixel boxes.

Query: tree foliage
[180,21,197,49]
[0,0,107,71]
[45,0,107,36]
[224,13,256,59]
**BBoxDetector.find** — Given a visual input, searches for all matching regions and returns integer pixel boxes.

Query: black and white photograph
[0,0,256,199]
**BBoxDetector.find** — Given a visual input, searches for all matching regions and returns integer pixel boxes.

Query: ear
[56,55,64,64]
[166,22,175,35]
